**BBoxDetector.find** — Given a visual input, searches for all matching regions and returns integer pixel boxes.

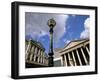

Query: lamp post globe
[47,18,56,67]
[47,18,56,28]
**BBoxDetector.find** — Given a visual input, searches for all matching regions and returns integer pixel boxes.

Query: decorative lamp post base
[48,54,54,67]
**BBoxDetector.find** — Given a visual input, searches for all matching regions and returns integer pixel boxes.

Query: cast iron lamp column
[47,18,56,67]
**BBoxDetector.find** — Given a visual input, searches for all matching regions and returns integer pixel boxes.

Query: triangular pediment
[63,39,89,50]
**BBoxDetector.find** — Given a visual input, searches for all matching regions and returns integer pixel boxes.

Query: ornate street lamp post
[47,18,56,67]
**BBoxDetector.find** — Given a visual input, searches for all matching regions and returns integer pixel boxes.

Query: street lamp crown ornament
[47,18,56,28]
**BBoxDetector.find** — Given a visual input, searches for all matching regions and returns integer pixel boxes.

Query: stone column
[80,47,88,64]
[29,46,34,61]
[42,52,44,64]
[64,54,67,66]
[32,46,35,61]
[34,47,37,62]
[25,40,31,60]
[71,51,77,66]
[67,53,72,66]
[86,46,89,54]
[68,53,74,66]
[38,49,40,63]
[40,50,42,63]
[41,51,43,64]
[61,55,64,66]
[35,47,37,54]
[76,49,82,65]
[39,50,41,63]
[44,56,46,64]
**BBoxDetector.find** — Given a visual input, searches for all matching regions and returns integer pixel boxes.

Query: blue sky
[25,13,90,53]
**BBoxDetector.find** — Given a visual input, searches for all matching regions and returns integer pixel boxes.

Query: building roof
[54,39,89,57]
[26,39,45,51]
[60,39,89,52]
[63,39,89,50]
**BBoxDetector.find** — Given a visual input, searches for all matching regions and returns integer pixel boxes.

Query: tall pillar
[43,52,44,64]
[33,46,35,61]
[80,48,88,65]
[41,51,43,64]
[35,47,37,54]
[86,46,89,54]
[76,49,82,65]
[34,47,37,62]
[64,54,67,66]
[67,53,70,66]
[44,56,46,64]
[25,40,31,60]
[30,46,34,61]
[42,52,44,64]
[68,53,74,66]
[71,51,77,66]
[39,50,41,63]
[40,51,43,63]
[61,55,64,66]
[38,49,40,63]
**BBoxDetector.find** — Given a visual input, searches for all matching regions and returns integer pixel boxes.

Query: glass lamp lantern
[47,18,56,28]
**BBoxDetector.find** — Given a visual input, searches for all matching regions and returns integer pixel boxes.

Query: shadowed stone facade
[25,40,49,68]
[54,39,90,67]
[25,39,90,67]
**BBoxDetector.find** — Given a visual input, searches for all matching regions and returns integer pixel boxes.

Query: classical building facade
[54,48,62,67]
[54,39,90,67]
[25,39,49,68]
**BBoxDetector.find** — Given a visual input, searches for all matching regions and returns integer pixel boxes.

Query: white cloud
[25,12,69,42]
[80,17,90,39]
[80,29,89,38]
[65,40,71,44]
[63,38,70,44]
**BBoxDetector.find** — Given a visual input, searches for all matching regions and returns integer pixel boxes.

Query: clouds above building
[25,13,89,53]
[25,12,69,42]
[80,17,90,39]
